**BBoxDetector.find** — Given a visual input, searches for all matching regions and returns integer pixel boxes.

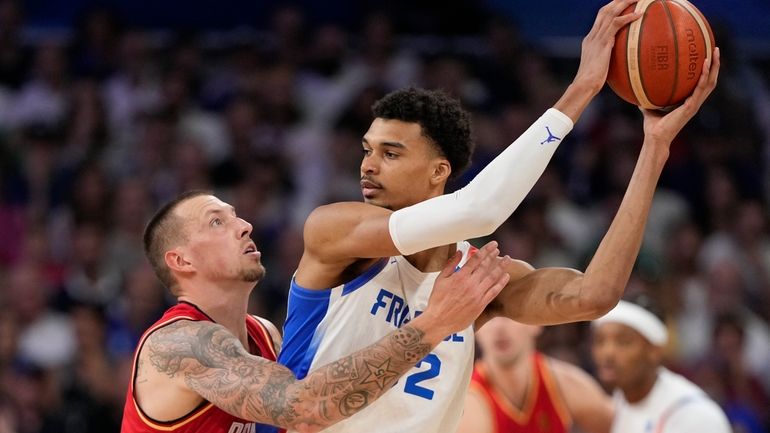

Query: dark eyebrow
[382,142,406,149]
[361,137,406,149]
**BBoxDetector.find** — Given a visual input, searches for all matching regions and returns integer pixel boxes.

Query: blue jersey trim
[278,280,331,379]
[279,259,389,379]
[342,258,388,296]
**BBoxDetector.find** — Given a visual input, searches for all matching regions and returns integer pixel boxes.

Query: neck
[177,283,252,345]
[484,351,534,410]
[623,368,659,404]
[404,243,457,272]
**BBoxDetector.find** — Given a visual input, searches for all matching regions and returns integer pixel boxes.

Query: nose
[237,218,253,239]
[361,153,379,175]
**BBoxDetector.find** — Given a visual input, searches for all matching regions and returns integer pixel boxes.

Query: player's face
[176,195,265,285]
[591,323,658,392]
[360,118,449,210]
[476,317,541,367]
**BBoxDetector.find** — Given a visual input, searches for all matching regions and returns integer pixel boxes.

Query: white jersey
[611,367,731,433]
[278,242,476,433]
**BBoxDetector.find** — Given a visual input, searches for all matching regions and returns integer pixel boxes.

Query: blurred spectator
[105,262,169,358]
[7,262,75,369]
[699,199,770,317]
[70,6,121,80]
[5,124,67,223]
[0,0,27,91]
[266,4,307,66]
[61,222,123,307]
[62,78,110,167]
[55,303,123,432]
[8,42,69,129]
[352,11,420,92]
[102,30,160,137]
[690,311,769,433]
[48,161,113,261]
[675,259,770,393]
[106,178,153,275]
[422,53,488,109]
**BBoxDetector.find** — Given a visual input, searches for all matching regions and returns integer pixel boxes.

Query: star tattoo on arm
[360,359,400,390]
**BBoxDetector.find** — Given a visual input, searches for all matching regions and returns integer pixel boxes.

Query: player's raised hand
[574,0,643,93]
[641,47,720,150]
[418,241,511,339]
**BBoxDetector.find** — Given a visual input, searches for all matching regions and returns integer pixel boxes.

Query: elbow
[582,285,621,320]
[592,296,620,319]
[463,206,503,237]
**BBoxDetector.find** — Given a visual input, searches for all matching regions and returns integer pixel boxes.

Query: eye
[211,218,223,227]
[362,148,372,156]
[384,151,398,159]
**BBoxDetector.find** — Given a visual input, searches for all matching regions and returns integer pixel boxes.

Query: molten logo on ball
[686,28,699,80]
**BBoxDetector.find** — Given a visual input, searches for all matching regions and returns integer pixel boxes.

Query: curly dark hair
[372,88,473,180]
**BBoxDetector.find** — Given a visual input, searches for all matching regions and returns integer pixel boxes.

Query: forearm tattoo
[144,320,431,430]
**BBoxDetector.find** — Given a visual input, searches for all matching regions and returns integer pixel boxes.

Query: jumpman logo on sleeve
[540,126,561,145]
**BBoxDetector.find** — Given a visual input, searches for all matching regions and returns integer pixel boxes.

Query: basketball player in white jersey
[277,1,721,432]
[592,300,731,433]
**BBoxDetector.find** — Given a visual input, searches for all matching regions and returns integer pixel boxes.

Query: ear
[165,248,195,275]
[430,159,452,186]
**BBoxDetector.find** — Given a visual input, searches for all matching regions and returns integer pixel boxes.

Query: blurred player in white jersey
[592,300,732,433]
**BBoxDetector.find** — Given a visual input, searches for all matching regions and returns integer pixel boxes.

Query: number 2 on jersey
[404,353,441,400]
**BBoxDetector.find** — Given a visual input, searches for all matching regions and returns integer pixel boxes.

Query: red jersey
[470,353,572,433]
[121,301,279,433]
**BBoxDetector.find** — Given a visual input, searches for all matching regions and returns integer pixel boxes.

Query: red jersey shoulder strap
[535,352,573,429]
[246,315,278,361]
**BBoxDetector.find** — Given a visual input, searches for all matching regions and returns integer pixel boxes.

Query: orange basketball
[606,0,715,110]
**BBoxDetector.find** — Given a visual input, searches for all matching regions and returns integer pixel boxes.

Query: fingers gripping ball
[606,0,715,110]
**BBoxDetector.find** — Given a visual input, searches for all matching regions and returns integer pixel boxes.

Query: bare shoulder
[548,357,608,398]
[458,387,494,433]
[299,202,398,279]
[135,319,270,420]
[141,319,257,378]
[547,357,613,433]
[548,357,595,386]
[304,202,390,238]
[139,318,299,423]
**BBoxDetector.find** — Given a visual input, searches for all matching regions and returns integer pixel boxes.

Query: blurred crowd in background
[0,1,769,432]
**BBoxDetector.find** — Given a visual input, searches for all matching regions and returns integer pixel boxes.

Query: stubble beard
[242,263,266,283]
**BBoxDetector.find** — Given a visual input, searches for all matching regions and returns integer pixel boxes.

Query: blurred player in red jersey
[458,318,613,433]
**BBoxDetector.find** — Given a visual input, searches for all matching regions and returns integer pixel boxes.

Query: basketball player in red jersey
[458,318,613,433]
[120,191,512,433]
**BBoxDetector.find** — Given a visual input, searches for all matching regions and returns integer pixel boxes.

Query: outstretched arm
[480,48,721,327]
[300,0,642,273]
[140,241,509,433]
[554,0,643,122]
[144,320,435,432]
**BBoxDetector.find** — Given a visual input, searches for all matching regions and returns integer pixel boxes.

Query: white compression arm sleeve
[389,108,573,255]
